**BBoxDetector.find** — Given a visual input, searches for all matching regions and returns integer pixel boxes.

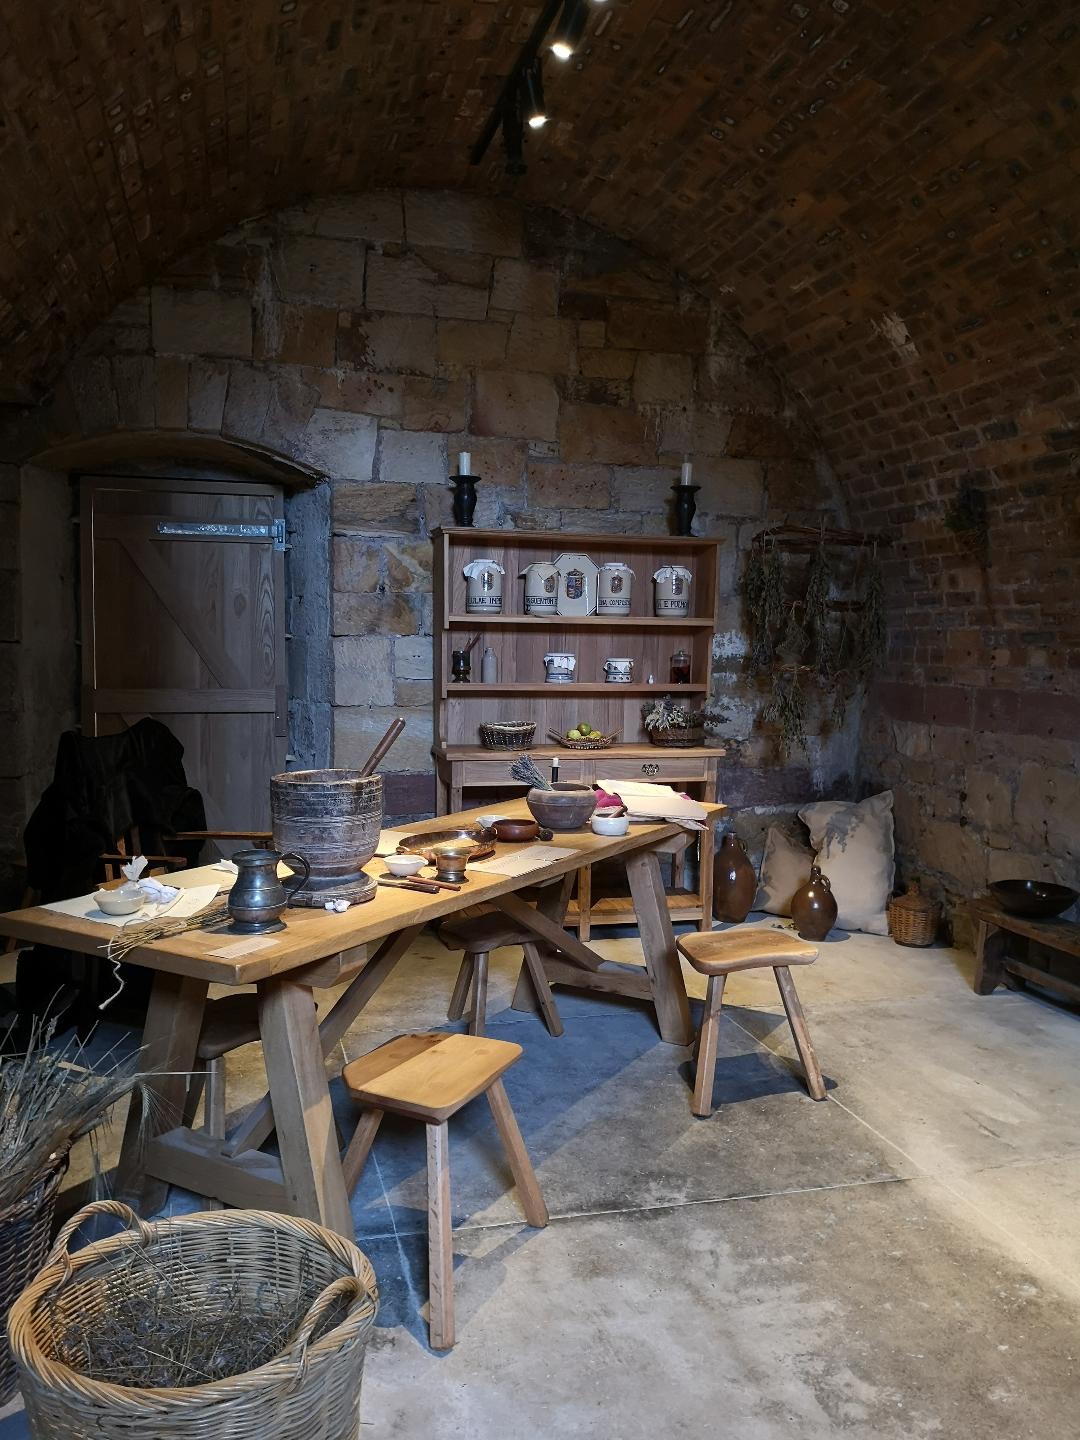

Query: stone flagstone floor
[3,917,1080,1437]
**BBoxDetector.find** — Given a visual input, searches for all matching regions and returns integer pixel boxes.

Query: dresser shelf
[432,528,725,937]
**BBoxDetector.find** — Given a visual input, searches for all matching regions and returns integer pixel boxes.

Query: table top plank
[967,896,1080,958]
[0,798,723,985]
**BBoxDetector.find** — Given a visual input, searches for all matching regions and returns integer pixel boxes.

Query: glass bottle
[670,649,691,684]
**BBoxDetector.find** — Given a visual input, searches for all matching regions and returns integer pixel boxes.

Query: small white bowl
[476,813,505,830]
[591,814,630,837]
[92,890,144,916]
[384,854,427,878]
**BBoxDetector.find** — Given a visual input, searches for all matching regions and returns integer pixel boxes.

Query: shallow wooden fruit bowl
[547,730,620,750]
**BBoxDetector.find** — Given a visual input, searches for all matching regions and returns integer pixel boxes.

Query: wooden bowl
[988,879,1078,919]
[492,818,539,843]
[525,784,597,833]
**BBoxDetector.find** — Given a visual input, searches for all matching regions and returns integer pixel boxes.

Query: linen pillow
[755,826,815,916]
[798,791,895,935]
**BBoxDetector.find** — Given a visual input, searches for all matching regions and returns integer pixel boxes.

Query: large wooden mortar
[271,769,383,905]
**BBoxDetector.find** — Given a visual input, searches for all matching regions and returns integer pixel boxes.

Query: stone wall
[1,189,852,847]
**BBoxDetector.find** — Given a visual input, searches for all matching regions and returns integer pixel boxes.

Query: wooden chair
[342,1032,547,1349]
[676,929,827,1117]
[438,909,563,1038]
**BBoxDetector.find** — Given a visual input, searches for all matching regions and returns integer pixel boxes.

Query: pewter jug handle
[280,852,311,903]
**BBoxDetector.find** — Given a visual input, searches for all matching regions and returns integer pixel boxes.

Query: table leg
[258,978,354,1237]
[698,812,718,932]
[973,918,1008,995]
[225,923,422,1157]
[626,848,691,1045]
[115,971,208,1214]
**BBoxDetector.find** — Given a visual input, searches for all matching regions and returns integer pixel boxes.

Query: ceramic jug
[227,848,311,934]
[603,657,634,683]
[543,651,576,683]
[520,561,559,616]
[791,864,838,941]
[463,559,505,614]
[653,564,693,617]
[713,832,756,923]
[598,562,635,616]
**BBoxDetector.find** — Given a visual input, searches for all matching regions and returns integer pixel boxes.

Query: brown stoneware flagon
[791,864,838,941]
[713,831,757,923]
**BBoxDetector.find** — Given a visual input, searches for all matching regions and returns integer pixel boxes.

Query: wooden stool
[676,930,827,1117]
[183,994,261,1139]
[438,910,563,1038]
[342,1031,547,1349]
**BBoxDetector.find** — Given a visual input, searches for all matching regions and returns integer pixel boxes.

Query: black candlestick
[451,473,479,527]
[671,482,700,536]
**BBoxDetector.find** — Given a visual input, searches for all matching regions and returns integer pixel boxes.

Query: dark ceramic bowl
[492,818,540,843]
[526,783,597,833]
[989,879,1078,919]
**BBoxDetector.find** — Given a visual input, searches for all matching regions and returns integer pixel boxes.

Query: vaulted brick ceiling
[2,0,1078,552]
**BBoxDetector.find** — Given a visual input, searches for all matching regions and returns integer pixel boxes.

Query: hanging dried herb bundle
[762,669,808,757]
[776,604,809,664]
[743,540,786,668]
[804,542,833,678]
[852,553,887,678]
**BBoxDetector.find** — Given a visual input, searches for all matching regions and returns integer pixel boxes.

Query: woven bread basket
[479,721,536,750]
[887,881,940,947]
[9,1201,378,1440]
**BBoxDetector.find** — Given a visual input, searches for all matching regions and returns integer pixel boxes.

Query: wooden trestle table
[0,798,723,1238]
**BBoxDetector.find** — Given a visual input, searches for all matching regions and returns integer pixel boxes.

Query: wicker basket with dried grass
[10,1200,378,1440]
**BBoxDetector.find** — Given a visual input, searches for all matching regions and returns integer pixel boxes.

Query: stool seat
[343,1031,523,1123]
[438,911,536,951]
[678,929,818,976]
[196,994,261,1060]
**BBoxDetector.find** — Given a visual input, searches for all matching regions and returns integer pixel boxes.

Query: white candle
[680,461,693,486]
[458,451,472,475]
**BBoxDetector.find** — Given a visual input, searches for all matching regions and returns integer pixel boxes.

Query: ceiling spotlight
[522,60,547,129]
[549,0,587,60]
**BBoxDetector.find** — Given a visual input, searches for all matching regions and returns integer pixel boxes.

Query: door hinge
[155,519,288,551]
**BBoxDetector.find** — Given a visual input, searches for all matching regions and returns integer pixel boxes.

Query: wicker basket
[479,721,536,750]
[647,725,706,748]
[9,1201,378,1440]
[0,1156,67,1403]
[888,881,940,947]
[547,730,619,750]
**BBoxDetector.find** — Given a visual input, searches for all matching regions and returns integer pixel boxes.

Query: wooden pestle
[359,716,406,777]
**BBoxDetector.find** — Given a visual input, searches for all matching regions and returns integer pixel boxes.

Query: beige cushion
[755,826,814,916]
[798,791,895,935]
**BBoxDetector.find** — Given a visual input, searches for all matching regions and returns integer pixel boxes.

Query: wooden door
[80,476,287,833]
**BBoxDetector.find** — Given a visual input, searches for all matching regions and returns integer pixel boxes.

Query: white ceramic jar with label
[603,657,634,683]
[597,562,635,616]
[463,559,505,614]
[520,562,559,616]
[543,652,577,683]
[653,564,693,618]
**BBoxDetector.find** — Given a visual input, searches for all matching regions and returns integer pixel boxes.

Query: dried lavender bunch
[0,1020,144,1210]
[52,1246,334,1388]
[510,754,552,790]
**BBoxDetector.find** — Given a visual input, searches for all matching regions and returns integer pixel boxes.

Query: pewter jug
[227,848,311,934]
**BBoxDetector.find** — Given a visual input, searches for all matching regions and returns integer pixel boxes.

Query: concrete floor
[3,916,1080,1437]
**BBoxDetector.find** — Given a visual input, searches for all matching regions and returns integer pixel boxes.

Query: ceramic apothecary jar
[520,561,559,616]
[463,559,505,614]
[597,562,635,616]
[653,564,693,618]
